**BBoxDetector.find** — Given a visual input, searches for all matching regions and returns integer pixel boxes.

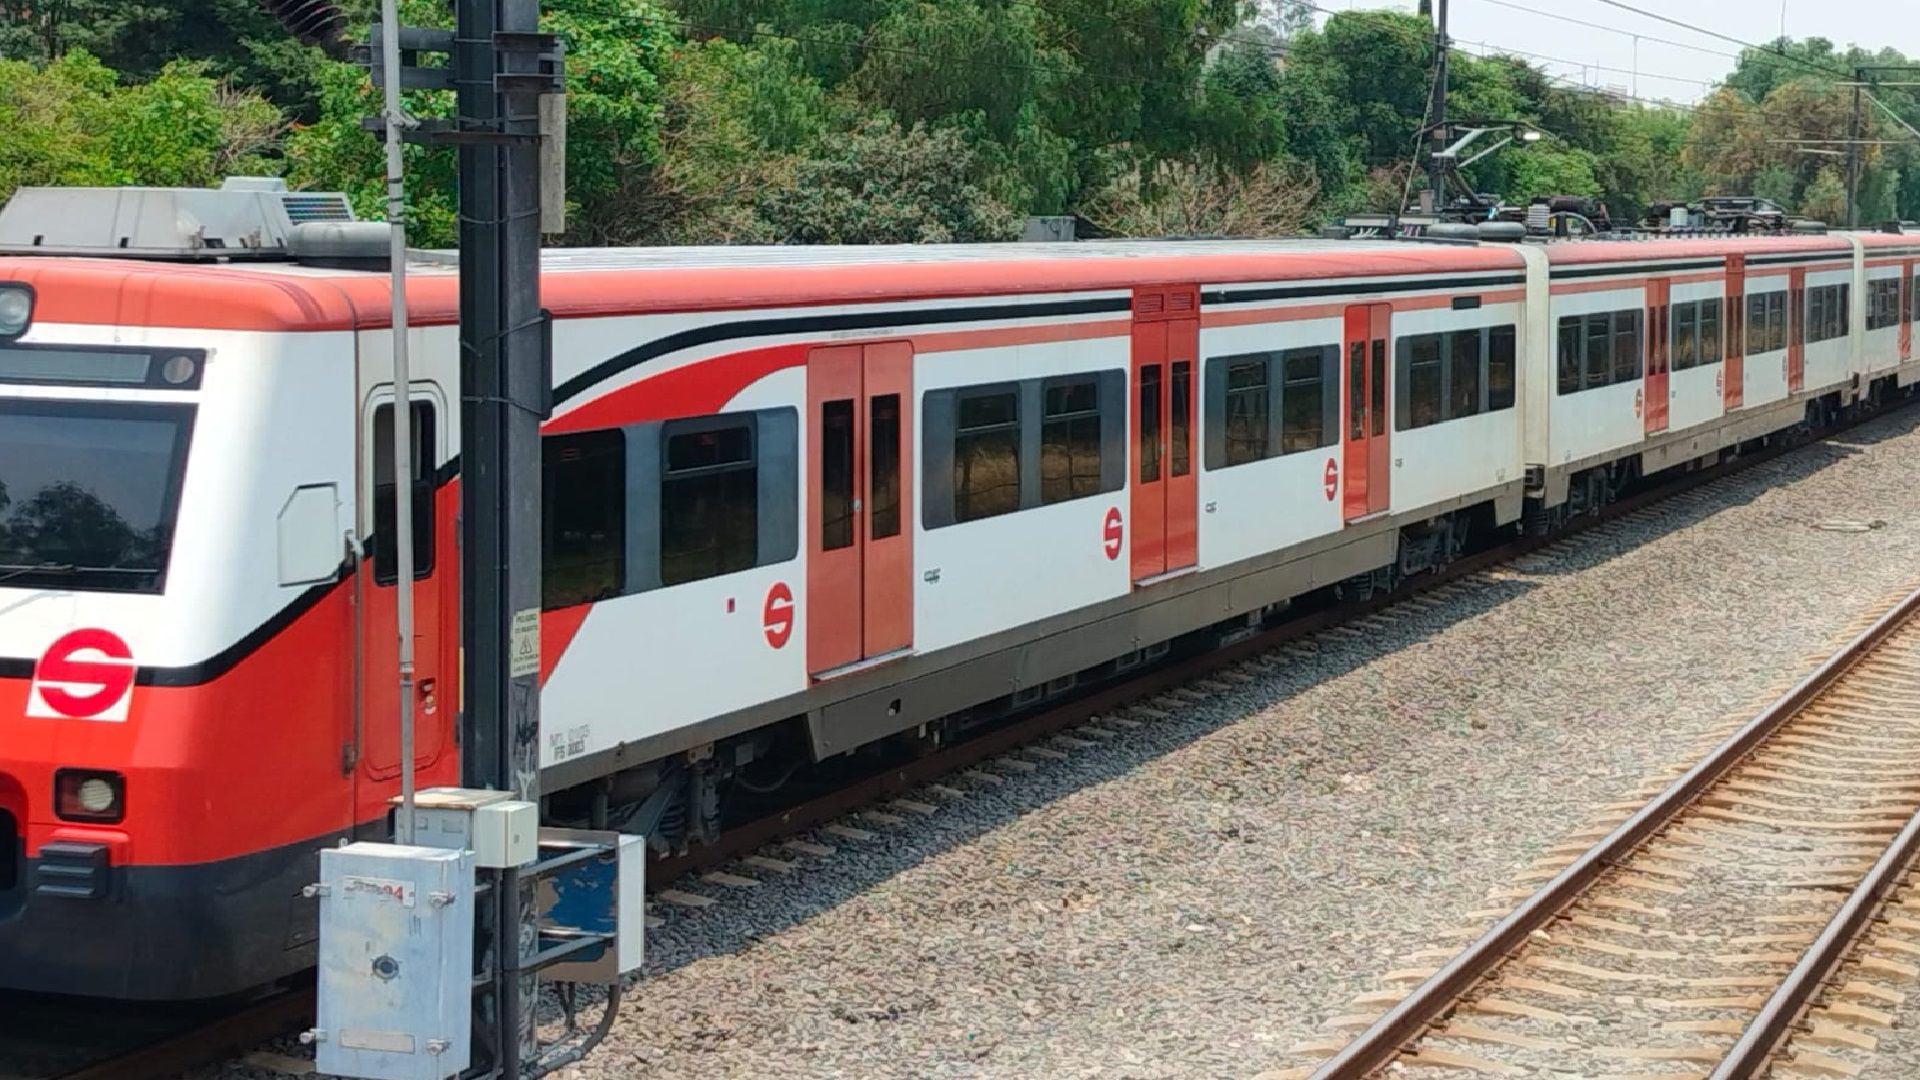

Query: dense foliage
[1,1,1916,243]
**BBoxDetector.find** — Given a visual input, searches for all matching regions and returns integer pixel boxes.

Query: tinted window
[0,400,194,594]
[820,399,855,551]
[870,395,902,539]
[1406,334,1442,429]
[1613,310,1642,383]
[1224,358,1269,466]
[1488,326,1516,411]
[1701,298,1721,364]
[1672,302,1697,370]
[1170,362,1191,478]
[1139,366,1162,484]
[1041,378,1102,504]
[955,389,1022,522]
[1557,318,1581,395]
[661,420,758,585]
[1769,292,1787,352]
[543,428,625,608]
[373,401,435,585]
[1281,347,1328,450]
[1585,313,1612,388]
[1449,330,1481,419]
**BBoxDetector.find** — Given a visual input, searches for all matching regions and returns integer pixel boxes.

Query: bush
[754,117,1019,244]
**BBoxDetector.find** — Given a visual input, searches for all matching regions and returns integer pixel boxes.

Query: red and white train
[0,180,1915,999]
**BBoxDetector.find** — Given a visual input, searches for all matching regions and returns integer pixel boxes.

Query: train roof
[1,232,1914,335]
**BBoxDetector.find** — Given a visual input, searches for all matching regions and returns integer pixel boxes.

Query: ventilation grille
[282,193,354,224]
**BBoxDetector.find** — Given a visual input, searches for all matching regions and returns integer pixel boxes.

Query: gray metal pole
[456,0,547,1071]
[377,0,418,846]
[1846,73,1862,228]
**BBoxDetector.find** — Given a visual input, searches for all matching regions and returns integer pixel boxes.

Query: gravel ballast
[214,407,1920,1080]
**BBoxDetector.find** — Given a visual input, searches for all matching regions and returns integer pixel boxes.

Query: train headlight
[0,283,31,340]
[54,769,125,824]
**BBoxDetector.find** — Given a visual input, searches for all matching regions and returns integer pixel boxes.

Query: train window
[1449,329,1482,419]
[1912,273,1919,324]
[1613,310,1642,383]
[1671,302,1698,371]
[870,394,902,540]
[1488,326,1517,411]
[1727,293,1742,359]
[543,429,625,609]
[372,401,436,585]
[1584,313,1612,388]
[1768,292,1787,352]
[1222,358,1269,466]
[1170,361,1192,478]
[1347,342,1365,440]
[1041,378,1103,504]
[820,400,855,551]
[1868,279,1902,331]
[1701,299,1722,364]
[1281,347,1332,451]
[1808,287,1827,344]
[1139,366,1162,484]
[660,419,759,586]
[1370,339,1386,437]
[954,389,1022,522]
[1400,334,1443,430]
[1747,294,1768,352]
[1557,317,1581,395]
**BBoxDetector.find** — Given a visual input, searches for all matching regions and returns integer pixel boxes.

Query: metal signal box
[397,786,538,868]
[309,843,474,1080]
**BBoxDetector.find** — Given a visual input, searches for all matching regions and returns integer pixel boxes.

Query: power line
[1579,0,1861,85]
[1473,0,1740,60]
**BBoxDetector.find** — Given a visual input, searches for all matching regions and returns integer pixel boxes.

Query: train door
[357,389,449,784]
[1130,286,1199,584]
[1900,259,1914,363]
[1788,269,1807,392]
[1645,279,1670,434]
[807,342,914,677]
[1341,304,1391,521]
[1725,255,1745,410]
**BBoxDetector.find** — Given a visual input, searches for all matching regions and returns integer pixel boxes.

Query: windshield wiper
[0,562,160,586]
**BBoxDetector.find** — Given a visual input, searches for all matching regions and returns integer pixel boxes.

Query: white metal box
[398,787,538,868]
[312,842,474,1080]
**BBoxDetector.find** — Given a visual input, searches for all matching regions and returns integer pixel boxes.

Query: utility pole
[1846,66,1863,228]
[1423,0,1450,212]
[453,0,560,1073]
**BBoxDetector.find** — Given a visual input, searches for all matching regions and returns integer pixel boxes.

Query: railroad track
[1279,581,1920,1079]
[646,406,1906,900]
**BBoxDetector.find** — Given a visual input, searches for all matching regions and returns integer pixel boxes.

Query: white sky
[1327,0,1920,105]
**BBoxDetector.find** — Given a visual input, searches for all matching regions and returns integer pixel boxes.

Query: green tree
[753,117,1018,242]
[0,51,281,200]
[1800,165,1847,223]
[286,0,673,247]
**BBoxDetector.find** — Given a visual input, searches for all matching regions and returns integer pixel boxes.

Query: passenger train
[0,179,1914,999]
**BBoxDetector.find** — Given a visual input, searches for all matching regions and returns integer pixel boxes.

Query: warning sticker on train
[763,582,795,648]
[1103,507,1124,560]
[29,627,136,721]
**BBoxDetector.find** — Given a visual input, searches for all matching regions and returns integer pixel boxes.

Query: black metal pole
[1424,0,1450,211]
[456,0,547,1073]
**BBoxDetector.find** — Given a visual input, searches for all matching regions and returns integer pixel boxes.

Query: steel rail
[649,412,1899,890]
[56,986,315,1080]
[1711,798,1920,1077]
[1307,580,1920,1080]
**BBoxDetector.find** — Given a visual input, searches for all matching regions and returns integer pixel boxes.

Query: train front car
[0,249,396,999]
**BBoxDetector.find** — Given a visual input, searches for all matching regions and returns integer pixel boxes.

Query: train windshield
[0,399,195,594]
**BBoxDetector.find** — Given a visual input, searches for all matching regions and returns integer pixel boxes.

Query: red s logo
[763,583,795,648]
[31,628,136,721]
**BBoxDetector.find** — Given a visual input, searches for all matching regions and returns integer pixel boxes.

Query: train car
[0,179,1914,1000]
